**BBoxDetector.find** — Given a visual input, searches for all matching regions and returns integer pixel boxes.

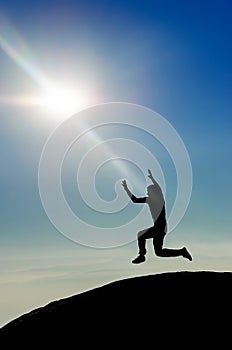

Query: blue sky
[0,0,232,327]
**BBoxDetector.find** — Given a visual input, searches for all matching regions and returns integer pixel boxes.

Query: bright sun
[4,83,95,121]
[0,22,95,119]
[41,85,92,117]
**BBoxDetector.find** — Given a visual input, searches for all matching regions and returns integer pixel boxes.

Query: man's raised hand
[121,180,128,190]
[148,169,153,179]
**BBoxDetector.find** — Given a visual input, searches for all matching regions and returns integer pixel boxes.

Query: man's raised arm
[121,180,132,197]
[148,169,160,187]
[121,180,146,203]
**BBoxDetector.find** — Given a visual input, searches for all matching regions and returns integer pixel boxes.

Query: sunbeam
[0,14,94,118]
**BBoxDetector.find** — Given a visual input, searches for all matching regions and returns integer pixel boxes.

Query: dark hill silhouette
[0,271,231,346]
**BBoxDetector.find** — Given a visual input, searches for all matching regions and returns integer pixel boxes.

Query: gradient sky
[0,0,232,327]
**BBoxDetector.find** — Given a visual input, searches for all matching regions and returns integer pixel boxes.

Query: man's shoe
[182,247,192,261]
[132,255,146,264]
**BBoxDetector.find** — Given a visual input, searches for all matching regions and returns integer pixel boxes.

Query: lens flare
[0,15,94,118]
[40,86,92,116]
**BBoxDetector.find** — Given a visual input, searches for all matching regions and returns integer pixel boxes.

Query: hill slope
[0,271,231,346]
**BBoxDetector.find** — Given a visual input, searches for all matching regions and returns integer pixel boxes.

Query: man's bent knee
[154,247,164,257]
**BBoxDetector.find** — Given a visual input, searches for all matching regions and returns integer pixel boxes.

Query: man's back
[146,185,166,225]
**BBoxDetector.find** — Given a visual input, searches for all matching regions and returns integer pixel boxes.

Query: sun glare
[1,84,95,121]
[0,17,96,120]
[41,86,92,117]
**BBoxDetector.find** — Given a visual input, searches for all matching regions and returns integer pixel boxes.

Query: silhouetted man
[122,169,192,264]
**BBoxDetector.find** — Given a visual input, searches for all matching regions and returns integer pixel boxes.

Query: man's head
[147,184,162,197]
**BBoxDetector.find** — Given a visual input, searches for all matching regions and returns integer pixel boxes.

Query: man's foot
[132,255,146,264]
[182,247,192,261]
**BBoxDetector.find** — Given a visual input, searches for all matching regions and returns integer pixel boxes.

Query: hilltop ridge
[0,271,231,346]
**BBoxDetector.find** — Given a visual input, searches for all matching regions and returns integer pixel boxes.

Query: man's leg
[153,226,192,260]
[132,227,155,264]
[155,246,192,260]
